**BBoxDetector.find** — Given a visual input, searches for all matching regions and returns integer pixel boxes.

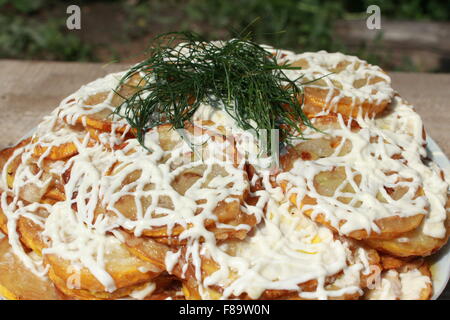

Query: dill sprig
[113,31,313,148]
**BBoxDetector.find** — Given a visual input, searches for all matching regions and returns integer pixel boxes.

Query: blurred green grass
[0,0,448,70]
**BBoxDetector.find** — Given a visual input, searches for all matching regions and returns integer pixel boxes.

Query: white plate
[426,137,450,300]
[0,136,449,300]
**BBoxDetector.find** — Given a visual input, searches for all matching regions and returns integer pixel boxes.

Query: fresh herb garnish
[113,31,313,148]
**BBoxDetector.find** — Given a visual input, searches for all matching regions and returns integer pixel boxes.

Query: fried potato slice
[48,268,142,300]
[119,230,169,270]
[99,123,254,242]
[177,237,330,300]
[301,87,390,118]
[286,52,393,118]
[64,73,143,135]
[280,115,426,240]
[280,115,357,170]
[43,186,66,202]
[293,174,425,240]
[278,287,361,300]
[364,259,432,300]
[16,207,164,293]
[380,255,409,270]
[0,205,7,235]
[182,255,373,300]
[49,269,182,300]
[407,261,433,300]
[31,125,98,161]
[46,240,163,293]
[0,238,63,300]
[17,210,48,255]
[0,141,67,204]
[33,142,78,161]
[365,210,450,257]
[182,276,321,300]
[177,212,380,300]
[0,138,32,190]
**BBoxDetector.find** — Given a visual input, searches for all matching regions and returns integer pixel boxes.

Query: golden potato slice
[45,240,163,293]
[48,268,141,300]
[50,268,182,300]
[42,186,66,202]
[280,115,357,171]
[100,124,254,242]
[111,73,146,107]
[177,220,380,300]
[299,203,424,241]
[287,52,393,118]
[380,255,409,270]
[16,207,163,293]
[17,210,48,255]
[280,114,427,240]
[33,142,78,161]
[365,215,450,257]
[283,168,425,241]
[301,86,390,118]
[119,230,169,270]
[0,238,63,300]
[31,124,99,161]
[0,138,32,190]
[182,260,369,300]
[293,166,425,240]
[0,143,65,204]
[64,73,143,135]
[182,276,321,300]
[409,262,433,300]
[0,204,7,235]
[363,259,432,300]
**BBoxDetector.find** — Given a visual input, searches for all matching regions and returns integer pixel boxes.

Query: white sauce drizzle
[278,95,448,238]
[0,44,446,300]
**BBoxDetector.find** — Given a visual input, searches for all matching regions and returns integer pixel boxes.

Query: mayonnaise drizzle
[278,95,448,238]
[0,45,447,300]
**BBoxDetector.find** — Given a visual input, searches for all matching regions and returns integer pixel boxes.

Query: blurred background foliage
[0,0,449,71]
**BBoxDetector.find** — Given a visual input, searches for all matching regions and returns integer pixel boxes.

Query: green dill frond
[113,31,314,150]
